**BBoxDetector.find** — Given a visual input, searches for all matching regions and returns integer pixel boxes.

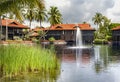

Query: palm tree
[24,8,37,28]
[0,0,45,40]
[48,6,62,26]
[0,0,44,21]
[92,12,103,29]
[35,8,47,27]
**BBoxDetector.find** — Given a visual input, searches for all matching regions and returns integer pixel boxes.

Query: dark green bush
[94,39,108,44]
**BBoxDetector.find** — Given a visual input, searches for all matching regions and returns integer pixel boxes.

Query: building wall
[2,26,24,40]
[112,30,120,48]
[45,30,95,44]
[112,30,120,41]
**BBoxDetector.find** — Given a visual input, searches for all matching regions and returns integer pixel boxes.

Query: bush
[94,39,108,44]
[48,37,55,42]
[105,35,112,41]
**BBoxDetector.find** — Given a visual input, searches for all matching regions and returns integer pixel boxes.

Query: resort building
[1,19,29,40]
[112,26,120,46]
[112,26,120,41]
[33,23,95,44]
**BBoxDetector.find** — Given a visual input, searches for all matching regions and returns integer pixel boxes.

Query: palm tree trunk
[29,20,32,28]
[40,20,42,27]
[0,16,2,41]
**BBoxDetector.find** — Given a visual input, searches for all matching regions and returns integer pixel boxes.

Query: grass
[0,44,60,77]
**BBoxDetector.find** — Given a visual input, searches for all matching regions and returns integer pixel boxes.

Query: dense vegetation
[92,13,112,44]
[0,44,60,77]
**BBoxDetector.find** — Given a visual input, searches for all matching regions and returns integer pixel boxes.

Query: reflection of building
[62,49,76,62]
[61,49,92,64]
[81,53,91,64]
[1,19,29,40]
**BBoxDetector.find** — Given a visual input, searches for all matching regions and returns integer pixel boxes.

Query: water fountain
[76,26,82,47]
[68,25,92,49]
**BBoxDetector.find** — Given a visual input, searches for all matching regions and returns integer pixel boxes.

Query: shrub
[49,37,55,42]
[94,39,108,44]
[105,35,112,41]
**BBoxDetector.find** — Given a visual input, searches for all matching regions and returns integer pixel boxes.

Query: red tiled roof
[2,19,29,29]
[45,24,95,31]
[112,26,120,30]
[32,24,95,31]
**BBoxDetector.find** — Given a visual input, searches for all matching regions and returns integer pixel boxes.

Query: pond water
[1,44,120,82]
[56,45,120,82]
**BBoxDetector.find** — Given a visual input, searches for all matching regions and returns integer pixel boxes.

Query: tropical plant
[108,23,120,30]
[48,6,62,26]
[0,0,45,21]
[92,12,103,29]
[24,7,37,28]
[0,0,45,40]
[35,8,48,27]
[92,13,112,43]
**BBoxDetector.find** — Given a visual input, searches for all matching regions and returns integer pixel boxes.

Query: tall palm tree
[24,8,37,28]
[48,6,62,26]
[92,12,103,29]
[35,8,47,27]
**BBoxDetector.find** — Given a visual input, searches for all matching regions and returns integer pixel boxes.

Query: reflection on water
[1,45,120,82]
[56,45,120,82]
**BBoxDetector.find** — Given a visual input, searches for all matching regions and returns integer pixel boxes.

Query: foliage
[35,8,48,27]
[0,0,45,22]
[48,6,62,26]
[94,39,108,44]
[92,12,111,43]
[92,12,103,29]
[23,8,37,28]
[49,37,55,42]
[105,35,112,41]
[108,23,120,29]
[0,44,60,77]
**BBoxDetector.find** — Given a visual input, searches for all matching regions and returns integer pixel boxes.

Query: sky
[25,0,120,28]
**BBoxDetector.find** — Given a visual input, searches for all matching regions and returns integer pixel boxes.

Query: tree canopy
[0,0,45,21]
[48,6,62,26]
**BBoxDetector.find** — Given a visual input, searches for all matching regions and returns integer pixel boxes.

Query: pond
[56,44,120,82]
[1,44,120,82]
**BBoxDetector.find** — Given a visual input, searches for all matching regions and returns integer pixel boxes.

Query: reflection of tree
[95,61,102,73]
[94,45,108,73]
[94,45,120,73]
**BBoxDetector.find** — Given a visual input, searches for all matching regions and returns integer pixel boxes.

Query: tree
[100,16,111,36]
[35,8,47,27]
[0,0,45,40]
[0,0,45,21]
[92,12,103,29]
[48,6,62,26]
[24,8,37,28]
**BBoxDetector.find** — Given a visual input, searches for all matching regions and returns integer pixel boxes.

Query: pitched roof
[2,19,29,29]
[112,26,120,30]
[45,24,95,31]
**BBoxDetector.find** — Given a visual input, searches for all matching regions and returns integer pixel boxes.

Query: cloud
[106,0,120,23]
[45,0,115,26]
